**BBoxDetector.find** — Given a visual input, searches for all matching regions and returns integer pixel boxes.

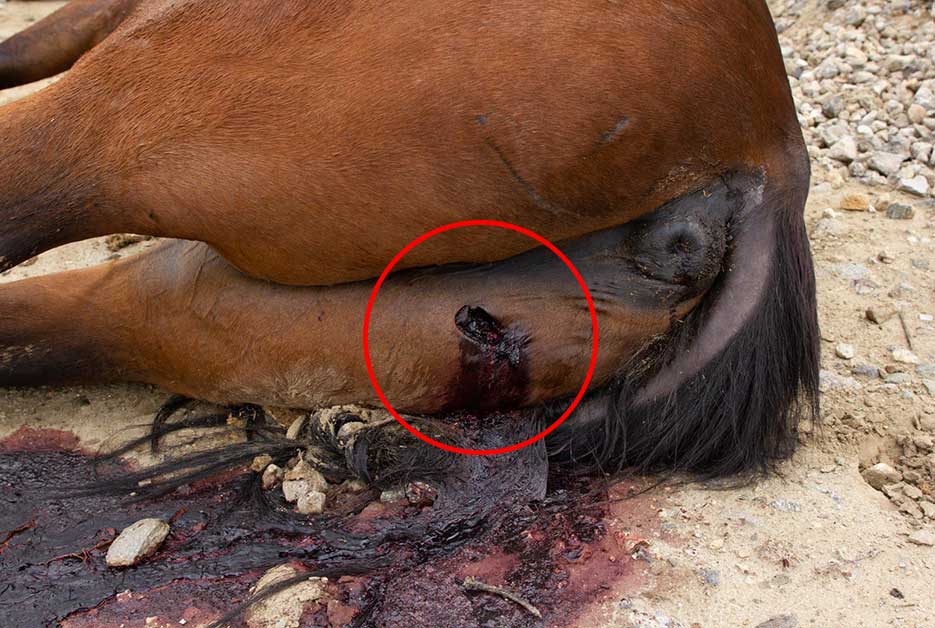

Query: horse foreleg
[0,0,137,89]
[0,183,735,413]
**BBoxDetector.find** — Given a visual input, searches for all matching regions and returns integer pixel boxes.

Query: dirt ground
[1,2,934,627]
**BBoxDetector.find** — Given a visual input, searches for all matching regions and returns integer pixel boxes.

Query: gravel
[775,0,935,197]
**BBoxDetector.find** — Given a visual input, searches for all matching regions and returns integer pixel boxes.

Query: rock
[885,203,915,220]
[866,306,897,324]
[907,531,934,547]
[285,415,308,440]
[921,501,935,519]
[297,490,327,515]
[820,370,861,392]
[911,142,934,163]
[908,104,928,125]
[405,481,438,506]
[829,137,859,163]
[261,464,285,490]
[851,364,881,379]
[885,372,912,385]
[250,454,273,473]
[284,460,328,491]
[862,463,902,490]
[868,151,906,176]
[756,615,799,628]
[892,349,920,365]
[282,480,311,503]
[700,568,720,586]
[922,379,935,396]
[106,519,170,568]
[878,250,896,264]
[835,343,856,360]
[380,488,407,503]
[245,564,328,628]
[770,499,802,513]
[838,192,869,210]
[898,175,930,197]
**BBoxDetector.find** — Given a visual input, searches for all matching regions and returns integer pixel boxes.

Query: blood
[0,418,659,627]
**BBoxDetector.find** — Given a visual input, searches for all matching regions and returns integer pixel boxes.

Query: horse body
[0,0,818,473]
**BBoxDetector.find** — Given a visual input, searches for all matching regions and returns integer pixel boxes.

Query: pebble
[866,306,897,324]
[835,343,856,360]
[862,463,902,490]
[885,372,912,385]
[886,203,915,220]
[700,568,721,586]
[899,175,930,196]
[869,152,907,176]
[284,459,328,491]
[250,454,273,473]
[755,615,799,628]
[261,464,285,490]
[907,531,934,547]
[245,564,328,628]
[892,349,920,365]
[106,519,171,568]
[819,370,861,392]
[285,415,308,440]
[296,490,327,515]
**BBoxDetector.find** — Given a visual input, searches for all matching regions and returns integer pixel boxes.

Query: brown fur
[0,1,813,444]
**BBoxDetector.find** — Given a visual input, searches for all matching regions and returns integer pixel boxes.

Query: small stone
[282,480,310,503]
[405,481,438,506]
[250,454,273,473]
[297,490,327,514]
[286,415,308,440]
[892,349,920,365]
[885,372,912,385]
[838,192,869,211]
[908,104,927,125]
[261,464,284,490]
[700,568,720,586]
[284,460,328,491]
[903,484,924,501]
[106,519,171,568]
[907,531,934,547]
[851,364,880,379]
[819,370,861,392]
[878,251,896,264]
[898,176,930,197]
[922,379,935,396]
[829,137,859,164]
[920,502,935,519]
[770,499,802,513]
[245,564,328,628]
[380,488,407,503]
[866,306,897,324]
[862,463,902,490]
[885,203,915,220]
[869,152,907,177]
[835,343,856,360]
[755,614,798,628]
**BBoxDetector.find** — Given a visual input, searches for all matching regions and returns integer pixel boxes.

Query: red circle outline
[363,220,599,456]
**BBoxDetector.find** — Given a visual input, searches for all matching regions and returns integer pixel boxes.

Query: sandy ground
[1,2,934,627]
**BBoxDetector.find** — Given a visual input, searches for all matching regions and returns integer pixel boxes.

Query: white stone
[898,175,929,197]
[861,463,902,490]
[835,343,856,360]
[245,564,328,628]
[892,349,920,365]
[296,490,327,515]
[106,519,170,567]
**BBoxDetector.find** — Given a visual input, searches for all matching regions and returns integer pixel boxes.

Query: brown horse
[0,2,821,625]
[0,0,819,474]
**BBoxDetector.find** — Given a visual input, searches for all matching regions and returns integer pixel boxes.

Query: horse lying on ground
[0,0,820,625]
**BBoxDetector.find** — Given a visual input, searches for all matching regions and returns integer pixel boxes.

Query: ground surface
[1,1,934,627]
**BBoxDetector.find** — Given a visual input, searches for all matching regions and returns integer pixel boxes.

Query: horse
[0,1,819,624]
